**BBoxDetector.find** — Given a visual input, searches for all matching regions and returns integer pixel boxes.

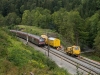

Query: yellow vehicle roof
[67,47,72,48]
[48,37,56,40]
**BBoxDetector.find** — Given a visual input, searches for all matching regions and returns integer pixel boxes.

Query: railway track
[62,50,100,70]
[56,48,100,74]
[42,46,100,75]
[56,47,100,69]
[77,57,100,70]
[18,37,100,75]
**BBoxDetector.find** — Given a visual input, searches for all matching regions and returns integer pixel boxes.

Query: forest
[0,0,100,57]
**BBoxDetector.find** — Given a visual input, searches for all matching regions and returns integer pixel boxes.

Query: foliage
[0,0,99,18]
[0,0,100,68]
[52,9,74,43]
[0,14,5,25]
[16,25,56,36]
[94,18,100,57]
[52,9,85,45]
[44,58,58,70]
[21,8,51,28]
[8,49,31,67]
[82,53,100,62]
[0,28,9,58]
[5,12,21,25]
[85,12,100,48]
[0,27,70,75]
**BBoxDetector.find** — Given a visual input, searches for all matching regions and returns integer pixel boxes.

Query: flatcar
[64,45,81,56]
[10,30,45,46]
[41,35,61,49]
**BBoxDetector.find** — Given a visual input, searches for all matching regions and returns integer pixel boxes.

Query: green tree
[5,12,21,25]
[86,12,100,48]
[20,5,25,13]
[31,9,41,26]
[25,7,51,28]
[96,0,100,9]
[94,11,100,57]
[94,30,100,57]
[52,9,85,45]
[52,8,75,44]
[0,14,5,25]
[39,9,51,28]
[21,10,31,25]
[67,11,85,45]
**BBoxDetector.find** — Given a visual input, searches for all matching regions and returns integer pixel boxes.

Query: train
[10,30,81,56]
[64,45,81,56]
[41,35,61,50]
[10,30,45,46]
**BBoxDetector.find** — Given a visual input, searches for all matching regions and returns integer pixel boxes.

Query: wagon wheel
[70,50,74,56]
[66,52,69,55]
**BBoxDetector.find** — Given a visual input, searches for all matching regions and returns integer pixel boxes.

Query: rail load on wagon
[64,45,81,56]
[41,35,61,50]
[41,35,48,44]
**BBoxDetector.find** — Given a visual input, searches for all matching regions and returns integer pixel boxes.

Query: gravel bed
[18,38,96,75]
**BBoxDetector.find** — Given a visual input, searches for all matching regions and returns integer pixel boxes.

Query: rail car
[41,35,61,49]
[64,45,81,56]
[41,35,48,44]
[10,30,45,46]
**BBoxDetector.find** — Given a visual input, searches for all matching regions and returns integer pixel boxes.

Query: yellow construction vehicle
[64,45,81,56]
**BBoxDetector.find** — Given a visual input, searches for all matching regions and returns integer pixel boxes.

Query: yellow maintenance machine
[64,45,81,56]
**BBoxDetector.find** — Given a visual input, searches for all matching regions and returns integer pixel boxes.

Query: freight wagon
[41,35,61,49]
[48,37,60,48]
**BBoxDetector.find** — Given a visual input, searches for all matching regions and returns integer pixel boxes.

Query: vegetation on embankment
[0,27,70,75]
[82,53,100,62]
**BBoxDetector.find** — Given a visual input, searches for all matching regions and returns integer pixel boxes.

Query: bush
[8,49,31,67]
[45,58,57,70]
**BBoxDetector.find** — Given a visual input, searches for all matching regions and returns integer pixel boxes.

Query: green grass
[82,52,100,62]
[0,27,70,75]
[16,25,55,35]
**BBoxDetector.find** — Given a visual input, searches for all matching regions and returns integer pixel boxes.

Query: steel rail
[42,47,99,75]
